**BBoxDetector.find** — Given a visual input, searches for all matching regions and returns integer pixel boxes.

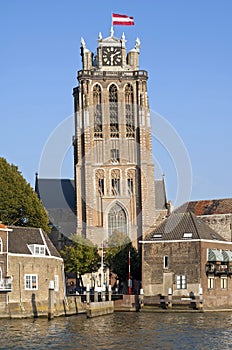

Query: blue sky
[1,0,232,206]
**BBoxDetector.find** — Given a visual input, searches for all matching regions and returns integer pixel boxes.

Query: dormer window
[153,234,162,239]
[28,244,46,256]
[183,232,192,239]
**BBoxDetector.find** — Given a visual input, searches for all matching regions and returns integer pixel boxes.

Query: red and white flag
[112,13,134,26]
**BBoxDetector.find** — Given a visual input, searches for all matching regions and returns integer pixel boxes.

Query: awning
[222,250,232,262]
[208,249,224,262]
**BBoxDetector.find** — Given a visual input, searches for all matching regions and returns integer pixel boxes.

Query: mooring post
[86,283,90,304]
[108,285,112,301]
[138,288,144,308]
[48,280,54,320]
[168,288,172,308]
[101,284,106,301]
[199,287,203,310]
[94,286,98,302]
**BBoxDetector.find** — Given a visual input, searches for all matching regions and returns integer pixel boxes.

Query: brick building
[183,198,232,242]
[0,224,65,317]
[141,210,232,309]
[72,30,156,247]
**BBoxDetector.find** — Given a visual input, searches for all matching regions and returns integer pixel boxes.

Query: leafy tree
[104,231,141,288]
[0,157,50,232]
[60,235,100,287]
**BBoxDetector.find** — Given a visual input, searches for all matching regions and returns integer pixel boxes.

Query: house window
[54,275,59,292]
[208,276,214,289]
[164,256,168,269]
[0,267,2,281]
[111,149,120,163]
[25,274,38,290]
[176,275,187,289]
[0,238,2,253]
[221,277,227,289]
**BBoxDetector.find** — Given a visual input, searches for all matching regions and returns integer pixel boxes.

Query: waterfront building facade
[141,210,232,309]
[0,224,65,317]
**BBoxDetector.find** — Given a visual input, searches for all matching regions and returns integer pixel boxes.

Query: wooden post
[48,280,54,320]
[94,286,98,302]
[86,283,90,304]
[108,285,112,301]
[168,288,172,308]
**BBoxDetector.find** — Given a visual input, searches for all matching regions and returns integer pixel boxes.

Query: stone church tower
[73,29,156,246]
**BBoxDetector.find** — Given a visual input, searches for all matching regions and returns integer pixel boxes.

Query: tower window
[127,178,133,195]
[108,204,127,236]
[111,169,120,196]
[127,169,135,196]
[125,84,135,138]
[96,170,104,196]
[93,84,102,138]
[109,84,119,138]
[111,149,120,163]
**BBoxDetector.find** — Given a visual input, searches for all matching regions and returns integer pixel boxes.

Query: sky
[1,0,232,207]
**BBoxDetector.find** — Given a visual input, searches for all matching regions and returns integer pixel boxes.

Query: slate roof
[145,210,226,242]
[35,177,76,236]
[155,178,167,210]
[180,199,232,216]
[8,226,61,257]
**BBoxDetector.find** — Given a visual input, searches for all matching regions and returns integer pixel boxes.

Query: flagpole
[111,12,114,37]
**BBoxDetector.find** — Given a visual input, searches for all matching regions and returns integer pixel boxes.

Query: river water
[0,312,232,350]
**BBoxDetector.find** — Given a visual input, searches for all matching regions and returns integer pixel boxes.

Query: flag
[112,13,134,26]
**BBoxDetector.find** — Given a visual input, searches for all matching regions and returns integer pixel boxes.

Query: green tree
[104,231,141,288]
[60,235,100,287]
[0,157,50,232]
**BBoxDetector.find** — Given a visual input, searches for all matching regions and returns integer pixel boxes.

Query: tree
[0,157,50,232]
[60,235,100,287]
[104,231,141,290]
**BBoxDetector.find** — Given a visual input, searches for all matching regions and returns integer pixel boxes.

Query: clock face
[102,47,122,66]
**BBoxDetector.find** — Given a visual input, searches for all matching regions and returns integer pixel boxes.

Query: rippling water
[1,312,232,349]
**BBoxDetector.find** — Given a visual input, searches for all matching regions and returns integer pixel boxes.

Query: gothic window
[125,84,135,138]
[110,149,120,163]
[127,169,135,195]
[93,84,102,138]
[108,204,127,236]
[96,170,104,196]
[109,84,119,138]
[111,169,120,196]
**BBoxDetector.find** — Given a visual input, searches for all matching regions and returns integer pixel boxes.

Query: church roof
[35,177,76,236]
[145,210,226,242]
[179,198,232,216]
[155,178,167,210]
[8,226,61,257]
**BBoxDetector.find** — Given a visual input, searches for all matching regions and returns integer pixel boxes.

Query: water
[1,312,232,350]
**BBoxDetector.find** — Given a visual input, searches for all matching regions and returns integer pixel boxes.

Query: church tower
[73,29,156,246]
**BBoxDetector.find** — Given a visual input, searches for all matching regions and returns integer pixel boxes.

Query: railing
[78,70,148,79]
[206,262,232,275]
[0,279,12,292]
